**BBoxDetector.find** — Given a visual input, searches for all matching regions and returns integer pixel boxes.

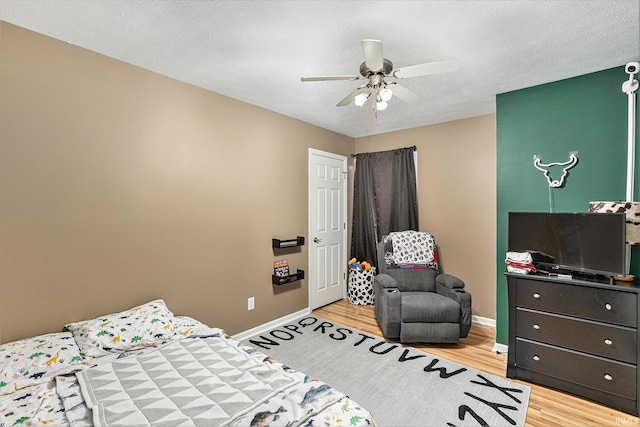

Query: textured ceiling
[1,0,639,138]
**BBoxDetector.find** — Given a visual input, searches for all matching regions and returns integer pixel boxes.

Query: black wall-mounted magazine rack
[272,236,305,248]
[272,269,305,285]
[272,236,305,285]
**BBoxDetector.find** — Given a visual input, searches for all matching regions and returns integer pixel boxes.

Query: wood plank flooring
[313,299,639,427]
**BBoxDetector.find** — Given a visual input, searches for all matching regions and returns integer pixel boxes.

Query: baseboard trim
[232,307,311,342]
[471,315,508,353]
[472,314,495,327]
[472,315,508,353]
[492,342,509,354]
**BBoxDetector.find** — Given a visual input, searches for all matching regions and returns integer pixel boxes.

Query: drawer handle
[533,293,541,299]
[605,303,612,311]
[533,324,541,330]
[604,339,613,345]
[604,374,613,381]
[533,355,540,361]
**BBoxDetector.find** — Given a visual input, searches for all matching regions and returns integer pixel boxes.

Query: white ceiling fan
[301,39,459,111]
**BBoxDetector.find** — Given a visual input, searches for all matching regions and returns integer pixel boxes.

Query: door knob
[314,237,322,243]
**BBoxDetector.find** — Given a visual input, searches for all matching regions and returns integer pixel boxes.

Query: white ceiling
[1,0,639,138]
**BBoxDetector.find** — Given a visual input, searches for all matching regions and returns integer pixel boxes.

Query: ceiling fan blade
[361,39,384,72]
[386,83,421,104]
[301,75,361,82]
[393,59,459,79]
[336,86,370,107]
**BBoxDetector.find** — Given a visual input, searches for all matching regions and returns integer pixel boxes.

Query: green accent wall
[496,66,638,344]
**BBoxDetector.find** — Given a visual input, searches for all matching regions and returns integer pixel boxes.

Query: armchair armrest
[375,273,398,288]
[435,282,472,338]
[435,273,465,290]
[374,273,402,339]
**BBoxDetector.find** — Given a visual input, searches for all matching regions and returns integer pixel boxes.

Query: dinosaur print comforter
[1,314,374,427]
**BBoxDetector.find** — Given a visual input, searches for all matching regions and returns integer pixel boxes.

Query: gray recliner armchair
[374,236,472,343]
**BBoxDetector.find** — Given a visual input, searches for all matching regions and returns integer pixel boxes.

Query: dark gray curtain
[350,147,419,268]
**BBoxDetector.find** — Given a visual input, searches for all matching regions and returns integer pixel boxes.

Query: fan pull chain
[372,104,379,128]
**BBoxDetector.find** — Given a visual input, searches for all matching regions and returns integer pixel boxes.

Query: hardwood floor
[313,299,639,427]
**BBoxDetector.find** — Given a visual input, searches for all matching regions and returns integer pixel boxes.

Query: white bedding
[0,302,376,427]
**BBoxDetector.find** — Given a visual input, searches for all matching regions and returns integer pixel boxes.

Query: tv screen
[508,212,626,277]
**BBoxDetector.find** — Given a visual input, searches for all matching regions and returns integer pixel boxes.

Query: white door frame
[308,148,348,309]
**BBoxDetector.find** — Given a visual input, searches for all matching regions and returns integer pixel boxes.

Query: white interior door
[308,149,347,309]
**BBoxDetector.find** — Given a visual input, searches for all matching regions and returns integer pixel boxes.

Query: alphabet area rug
[246,316,530,427]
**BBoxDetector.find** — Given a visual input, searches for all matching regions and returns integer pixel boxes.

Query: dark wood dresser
[506,272,640,415]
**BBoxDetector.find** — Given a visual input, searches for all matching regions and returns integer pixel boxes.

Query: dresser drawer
[516,308,637,363]
[515,278,638,327]
[515,338,636,400]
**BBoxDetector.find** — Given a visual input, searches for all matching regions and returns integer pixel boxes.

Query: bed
[0,300,375,426]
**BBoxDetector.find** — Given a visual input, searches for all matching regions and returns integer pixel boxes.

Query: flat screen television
[508,212,626,277]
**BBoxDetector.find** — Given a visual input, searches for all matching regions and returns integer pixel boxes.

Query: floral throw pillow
[64,300,176,358]
[0,332,83,394]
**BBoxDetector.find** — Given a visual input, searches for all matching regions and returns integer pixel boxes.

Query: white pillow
[65,300,176,358]
[173,315,223,337]
[0,332,83,394]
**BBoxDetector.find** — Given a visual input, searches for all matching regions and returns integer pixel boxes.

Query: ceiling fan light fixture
[379,87,393,102]
[354,91,370,107]
[300,39,459,113]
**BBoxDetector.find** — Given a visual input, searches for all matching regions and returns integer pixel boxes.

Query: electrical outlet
[248,297,255,310]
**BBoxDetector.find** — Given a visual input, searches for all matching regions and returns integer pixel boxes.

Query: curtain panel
[350,147,419,268]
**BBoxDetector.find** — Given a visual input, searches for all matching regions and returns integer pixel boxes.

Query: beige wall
[356,114,497,319]
[0,22,354,343]
[1,21,496,344]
